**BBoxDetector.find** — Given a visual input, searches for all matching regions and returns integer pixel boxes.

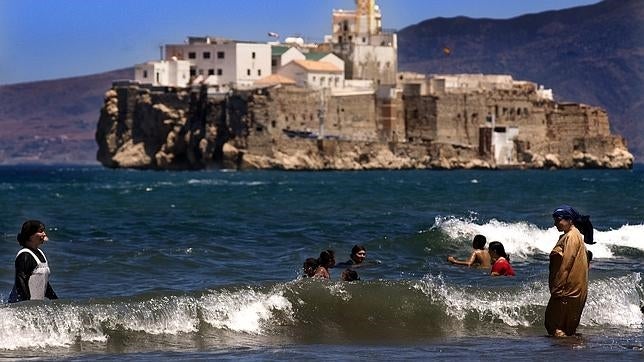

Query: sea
[0,165,642,360]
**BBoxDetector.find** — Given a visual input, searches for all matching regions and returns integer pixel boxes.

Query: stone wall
[95,82,633,170]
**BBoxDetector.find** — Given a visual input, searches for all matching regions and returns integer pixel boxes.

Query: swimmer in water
[447,234,492,268]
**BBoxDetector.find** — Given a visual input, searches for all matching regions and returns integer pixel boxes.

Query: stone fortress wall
[96,77,633,170]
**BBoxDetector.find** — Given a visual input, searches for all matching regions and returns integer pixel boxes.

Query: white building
[134,58,191,87]
[304,52,345,74]
[330,0,397,85]
[271,46,305,74]
[277,60,344,89]
[493,126,520,165]
[164,37,271,90]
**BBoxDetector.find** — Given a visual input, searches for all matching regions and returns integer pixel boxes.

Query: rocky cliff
[96,83,632,170]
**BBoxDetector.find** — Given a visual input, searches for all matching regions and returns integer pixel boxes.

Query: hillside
[0,68,132,164]
[398,0,643,160]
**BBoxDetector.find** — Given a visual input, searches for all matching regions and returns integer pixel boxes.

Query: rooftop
[292,59,342,73]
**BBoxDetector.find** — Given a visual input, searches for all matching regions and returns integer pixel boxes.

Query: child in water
[341,268,359,281]
[447,234,491,268]
[302,257,318,278]
[313,250,335,279]
[488,241,515,276]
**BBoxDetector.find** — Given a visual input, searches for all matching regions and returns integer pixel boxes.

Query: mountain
[397,0,643,160]
[0,68,132,164]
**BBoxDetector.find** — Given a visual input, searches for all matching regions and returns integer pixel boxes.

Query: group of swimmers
[303,244,367,281]
[304,235,517,281]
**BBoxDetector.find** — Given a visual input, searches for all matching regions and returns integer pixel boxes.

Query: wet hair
[303,257,318,277]
[318,250,335,267]
[341,268,359,281]
[351,244,366,256]
[488,241,510,262]
[472,234,487,250]
[17,220,45,247]
[552,205,594,244]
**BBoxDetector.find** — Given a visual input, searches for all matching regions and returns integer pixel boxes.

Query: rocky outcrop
[95,83,632,170]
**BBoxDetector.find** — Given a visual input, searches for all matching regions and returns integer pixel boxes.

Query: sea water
[0,165,642,360]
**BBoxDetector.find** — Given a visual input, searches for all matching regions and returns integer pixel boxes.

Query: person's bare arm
[447,251,477,267]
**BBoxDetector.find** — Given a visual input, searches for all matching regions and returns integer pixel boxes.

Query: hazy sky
[0,0,601,85]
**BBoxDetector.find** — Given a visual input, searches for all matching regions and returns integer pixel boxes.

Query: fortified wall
[96,80,633,170]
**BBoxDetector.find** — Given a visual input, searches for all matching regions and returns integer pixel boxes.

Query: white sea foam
[199,287,292,334]
[0,304,106,350]
[435,216,644,259]
[0,288,292,350]
[415,274,548,327]
[584,272,643,327]
[415,272,643,328]
[102,296,199,335]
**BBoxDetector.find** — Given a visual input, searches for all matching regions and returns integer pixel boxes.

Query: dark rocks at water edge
[95,82,632,170]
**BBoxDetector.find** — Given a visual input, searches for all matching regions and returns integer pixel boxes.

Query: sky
[0,0,601,85]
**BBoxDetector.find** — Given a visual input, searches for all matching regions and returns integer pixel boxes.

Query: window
[208,69,214,76]
[362,37,366,43]
[217,68,223,75]
[258,69,262,76]
[198,69,203,75]
[156,72,160,83]
[143,70,148,78]
[188,52,196,59]
[252,52,256,59]
[217,51,225,59]
[247,69,251,76]
[203,51,211,59]
[271,58,277,67]
[190,68,196,76]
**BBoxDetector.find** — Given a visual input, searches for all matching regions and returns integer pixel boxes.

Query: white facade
[537,85,554,100]
[272,46,305,74]
[134,59,190,87]
[165,38,271,89]
[493,126,520,165]
[329,0,398,85]
[277,60,344,89]
[305,52,345,74]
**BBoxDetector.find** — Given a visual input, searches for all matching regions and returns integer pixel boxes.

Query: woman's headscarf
[552,205,595,244]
